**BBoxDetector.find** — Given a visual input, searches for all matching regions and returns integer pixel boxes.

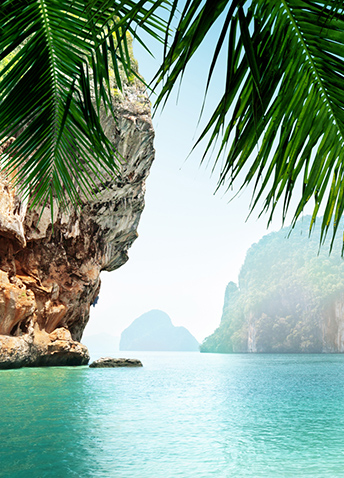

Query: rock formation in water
[201,217,344,354]
[120,309,199,351]
[89,357,142,368]
[0,84,154,369]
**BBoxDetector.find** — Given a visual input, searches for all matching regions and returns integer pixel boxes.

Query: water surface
[1,353,344,477]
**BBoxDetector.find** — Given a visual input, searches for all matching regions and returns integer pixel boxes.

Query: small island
[120,309,199,351]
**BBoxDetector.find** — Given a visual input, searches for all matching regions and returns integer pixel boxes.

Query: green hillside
[201,218,344,353]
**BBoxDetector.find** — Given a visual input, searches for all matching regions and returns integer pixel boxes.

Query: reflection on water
[1,353,344,477]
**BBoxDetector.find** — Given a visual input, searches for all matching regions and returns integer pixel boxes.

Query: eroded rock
[0,84,154,369]
[89,357,143,368]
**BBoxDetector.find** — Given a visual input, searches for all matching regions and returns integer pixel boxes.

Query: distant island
[120,310,199,351]
[201,217,344,354]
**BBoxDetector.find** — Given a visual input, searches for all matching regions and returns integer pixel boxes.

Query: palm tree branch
[281,0,344,145]
[193,1,344,246]
[0,0,168,209]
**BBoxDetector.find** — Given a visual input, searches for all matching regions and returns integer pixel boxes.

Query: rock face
[89,357,142,368]
[120,309,200,351]
[321,299,344,352]
[0,85,154,368]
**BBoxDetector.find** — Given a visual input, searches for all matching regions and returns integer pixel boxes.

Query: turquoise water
[1,353,344,477]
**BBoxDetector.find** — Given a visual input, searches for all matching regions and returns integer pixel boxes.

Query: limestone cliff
[0,85,154,368]
[321,299,344,353]
[201,218,344,354]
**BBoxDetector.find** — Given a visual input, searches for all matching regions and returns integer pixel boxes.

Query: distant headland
[201,217,344,354]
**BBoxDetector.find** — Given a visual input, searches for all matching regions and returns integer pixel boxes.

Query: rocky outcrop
[89,357,142,368]
[0,84,154,368]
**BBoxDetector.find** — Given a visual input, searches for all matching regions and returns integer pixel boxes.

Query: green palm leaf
[155,0,344,247]
[0,0,166,208]
[2,0,344,247]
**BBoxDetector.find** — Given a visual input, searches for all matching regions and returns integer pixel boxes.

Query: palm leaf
[3,0,344,249]
[155,0,344,247]
[0,0,167,208]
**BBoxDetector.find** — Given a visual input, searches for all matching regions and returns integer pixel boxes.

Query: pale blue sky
[84,13,307,342]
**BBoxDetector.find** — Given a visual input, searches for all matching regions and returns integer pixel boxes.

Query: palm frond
[155,0,344,247]
[0,0,167,208]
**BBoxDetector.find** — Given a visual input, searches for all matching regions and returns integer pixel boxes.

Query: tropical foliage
[200,217,344,353]
[0,0,167,208]
[1,1,344,242]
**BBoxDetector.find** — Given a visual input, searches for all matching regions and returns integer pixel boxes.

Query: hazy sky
[84,16,301,342]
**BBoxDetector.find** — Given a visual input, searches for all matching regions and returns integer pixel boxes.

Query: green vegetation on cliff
[201,218,344,353]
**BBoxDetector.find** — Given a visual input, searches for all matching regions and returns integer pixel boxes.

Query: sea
[1,352,344,477]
